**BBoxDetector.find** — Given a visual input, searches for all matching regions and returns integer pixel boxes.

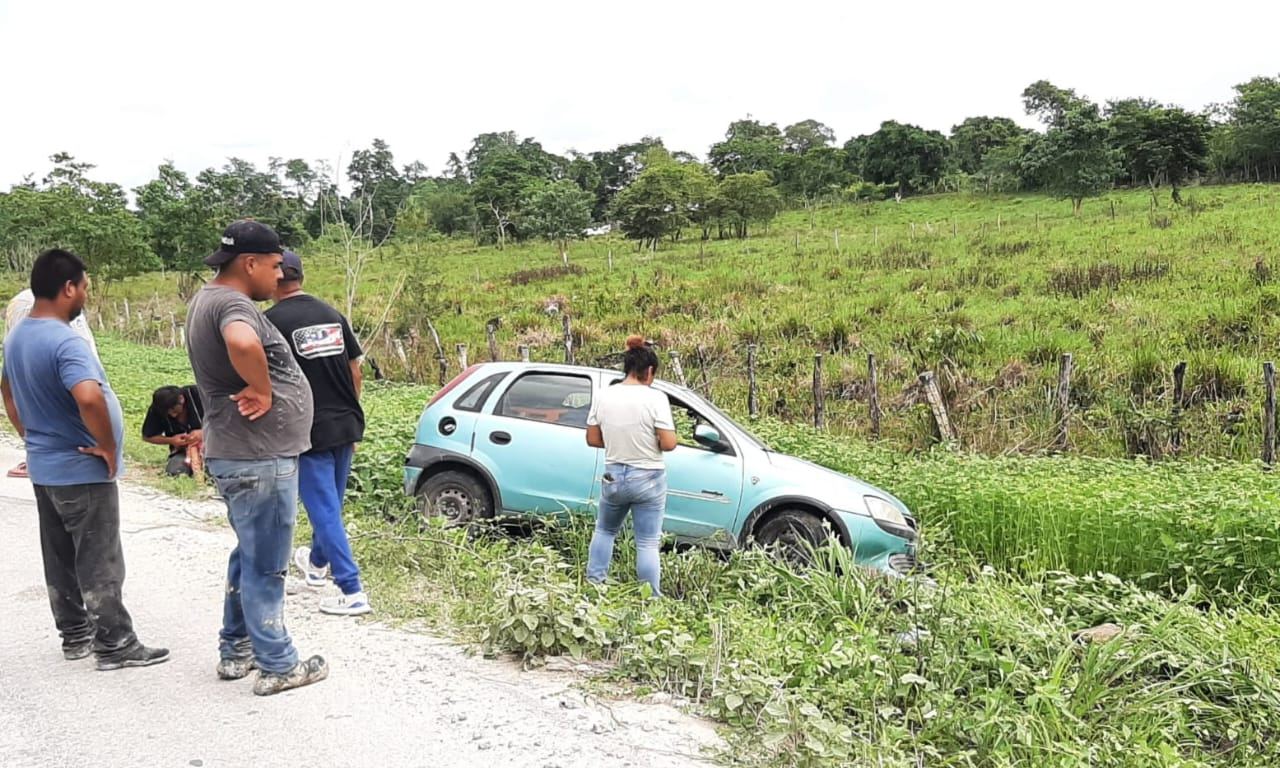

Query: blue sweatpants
[297,444,363,595]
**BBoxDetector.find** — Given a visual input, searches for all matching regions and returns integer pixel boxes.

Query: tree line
[3,75,1280,280]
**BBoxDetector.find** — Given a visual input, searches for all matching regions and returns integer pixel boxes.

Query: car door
[659,393,744,542]
[471,370,599,515]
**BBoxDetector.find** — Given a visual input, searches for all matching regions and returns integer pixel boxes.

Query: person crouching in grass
[142,385,204,480]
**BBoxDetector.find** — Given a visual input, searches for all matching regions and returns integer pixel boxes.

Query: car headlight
[864,495,908,528]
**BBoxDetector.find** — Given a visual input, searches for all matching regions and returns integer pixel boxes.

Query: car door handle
[490,431,512,445]
[700,490,724,496]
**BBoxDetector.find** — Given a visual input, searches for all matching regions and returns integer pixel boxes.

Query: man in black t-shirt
[264,251,371,617]
[142,384,204,477]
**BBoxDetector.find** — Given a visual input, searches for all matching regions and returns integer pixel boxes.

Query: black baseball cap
[205,220,283,267]
[281,250,304,282]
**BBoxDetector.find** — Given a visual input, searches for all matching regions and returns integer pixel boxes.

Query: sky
[2,0,1277,195]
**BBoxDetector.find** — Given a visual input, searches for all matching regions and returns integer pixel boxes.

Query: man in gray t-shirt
[187,219,328,696]
[187,284,312,459]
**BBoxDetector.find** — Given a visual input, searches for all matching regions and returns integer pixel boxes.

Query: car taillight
[425,364,483,409]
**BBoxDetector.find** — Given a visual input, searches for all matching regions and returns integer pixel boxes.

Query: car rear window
[454,372,509,412]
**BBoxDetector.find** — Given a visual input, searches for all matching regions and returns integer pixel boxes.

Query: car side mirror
[694,423,726,451]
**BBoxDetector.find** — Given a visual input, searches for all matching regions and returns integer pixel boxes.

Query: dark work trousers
[33,482,140,660]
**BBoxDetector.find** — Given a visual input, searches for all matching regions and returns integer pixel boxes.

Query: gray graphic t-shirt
[186,284,313,459]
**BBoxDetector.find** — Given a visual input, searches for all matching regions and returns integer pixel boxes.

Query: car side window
[496,373,593,428]
[667,396,735,455]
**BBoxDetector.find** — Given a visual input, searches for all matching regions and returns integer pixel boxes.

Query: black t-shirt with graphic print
[264,294,365,453]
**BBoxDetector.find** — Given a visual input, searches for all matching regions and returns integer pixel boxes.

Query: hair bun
[625,334,646,350]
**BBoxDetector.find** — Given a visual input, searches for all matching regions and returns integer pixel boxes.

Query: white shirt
[586,383,675,470]
[3,289,100,361]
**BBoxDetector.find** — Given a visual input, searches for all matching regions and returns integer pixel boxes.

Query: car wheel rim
[430,488,472,522]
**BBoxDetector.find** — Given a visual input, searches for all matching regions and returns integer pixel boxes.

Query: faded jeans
[586,463,666,597]
[207,457,301,674]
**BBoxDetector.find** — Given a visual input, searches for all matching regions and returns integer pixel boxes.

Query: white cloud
[2,0,1276,192]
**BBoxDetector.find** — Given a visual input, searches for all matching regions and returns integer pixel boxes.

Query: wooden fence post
[519,344,530,363]
[1056,353,1073,450]
[169,313,177,348]
[123,299,131,324]
[1171,360,1187,455]
[177,324,185,348]
[747,344,759,419]
[868,352,881,439]
[608,249,614,270]
[1264,362,1276,467]
[918,371,955,442]
[669,351,688,387]
[813,354,825,429]
[393,338,408,366]
[425,318,447,386]
[562,314,574,365]
[833,229,840,254]
[486,321,500,361]
[696,345,712,401]
[456,343,468,370]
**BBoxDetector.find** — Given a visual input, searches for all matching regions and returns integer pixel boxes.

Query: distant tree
[611,157,714,249]
[1,154,157,284]
[133,163,224,270]
[708,118,785,176]
[1107,100,1210,204]
[857,121,950,194]
[564,151,602,199]
[1022,80,1089,128]
[589,137,666,220]
[782,119,836,154]
[346,138,408,243]
[949,116,1033,176]
[1021,98,1118,215]
[1221,76,1280,182]
[524,179,595,261]
[716,172,782,238]
[465,131,566,246]
[776,146,850,207]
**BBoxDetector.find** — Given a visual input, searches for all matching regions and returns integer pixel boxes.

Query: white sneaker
[319,591,373,616]
[293,546,328,588]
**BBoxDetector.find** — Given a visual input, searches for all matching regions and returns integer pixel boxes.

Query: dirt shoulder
[0,442,720,768]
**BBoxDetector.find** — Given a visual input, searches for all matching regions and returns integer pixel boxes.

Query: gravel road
[0,442,720,768]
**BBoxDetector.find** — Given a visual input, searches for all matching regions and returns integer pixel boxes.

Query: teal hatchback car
[403,362,918,575]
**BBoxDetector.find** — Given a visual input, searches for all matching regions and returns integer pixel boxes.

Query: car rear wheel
[753,508,833,566]
[416,470,492,524]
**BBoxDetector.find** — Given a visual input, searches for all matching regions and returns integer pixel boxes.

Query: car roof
[464,361,700,398]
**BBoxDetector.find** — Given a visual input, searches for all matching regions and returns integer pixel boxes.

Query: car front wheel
[753,508,833,566]
[416,470,492,524]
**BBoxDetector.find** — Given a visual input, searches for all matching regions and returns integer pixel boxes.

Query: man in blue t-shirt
[0,249,168,671]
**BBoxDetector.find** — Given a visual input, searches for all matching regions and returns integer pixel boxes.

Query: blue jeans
[586,463,666,597]
[298,445,362,595]
[207,457,301,674]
